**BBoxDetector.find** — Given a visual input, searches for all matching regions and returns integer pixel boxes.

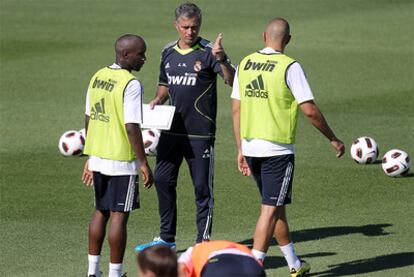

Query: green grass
[1,0,413,276]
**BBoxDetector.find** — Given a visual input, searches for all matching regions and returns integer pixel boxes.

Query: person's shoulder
[90,65,114,79]
[124,79,143,98]
[128,78,141,85]
[287,60,306,75]
[161,40,178,55]
[94,66,111,73]
[198,38,213,50]
[281,53,297,63]
[239,51,258,63]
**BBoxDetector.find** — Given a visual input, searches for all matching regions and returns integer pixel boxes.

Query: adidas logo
[245,75,268,99]
[90,98,110,122]
[243,59,276,72]
[92,77,117,92]
[202,149,210,158]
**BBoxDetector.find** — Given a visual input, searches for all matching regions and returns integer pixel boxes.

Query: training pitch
[1,0,413,276]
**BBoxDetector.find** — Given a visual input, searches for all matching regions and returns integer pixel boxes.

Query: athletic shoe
[86,271,102,277]
[134,237,176,252]
[290,260,311,277]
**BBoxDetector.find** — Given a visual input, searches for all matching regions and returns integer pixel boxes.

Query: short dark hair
[175,2,202,23]
[137,245,178,277]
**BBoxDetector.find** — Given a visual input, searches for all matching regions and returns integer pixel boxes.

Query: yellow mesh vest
[83,67,136,161]
[238,52,298,144]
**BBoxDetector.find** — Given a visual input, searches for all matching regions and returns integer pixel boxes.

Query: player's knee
[154,173,177,187]
[110,211,129,225]
[194,184,211,199]
[260,204,280,218]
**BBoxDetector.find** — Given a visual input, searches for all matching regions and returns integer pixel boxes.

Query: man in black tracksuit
[135,2,235,251]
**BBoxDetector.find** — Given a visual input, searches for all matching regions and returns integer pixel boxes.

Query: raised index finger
[214,33,223,46]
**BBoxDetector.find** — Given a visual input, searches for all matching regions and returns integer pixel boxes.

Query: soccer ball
[350,136,379,164]
[79,128,86,140]
[382,149,411,177]
[58,130,85,156]
[142,129,160,156]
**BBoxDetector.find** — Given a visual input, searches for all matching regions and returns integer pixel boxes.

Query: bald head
[115,34,145,57]
[115,34,147,71]
[263,17,291,52]
[265,18,290,41]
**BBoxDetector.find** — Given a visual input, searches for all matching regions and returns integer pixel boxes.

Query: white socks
[87,255,123,277]
[109,263,123,277]
[279,242,301,270]
[88,254,101,276]
[252,249,267,262]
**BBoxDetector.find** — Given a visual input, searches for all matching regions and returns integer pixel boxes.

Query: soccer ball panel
[141,129,160,156]
[350,136,379,164]
[58,130,84,156]
[382,149,411,177]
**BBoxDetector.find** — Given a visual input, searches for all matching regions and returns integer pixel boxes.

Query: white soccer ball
[382,149,411,177]
[58,130,85,156]
[350,136,379,164]
[142,129,160,156]
[79,128,86,140]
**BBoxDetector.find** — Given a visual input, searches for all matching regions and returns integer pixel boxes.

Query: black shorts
[201,254,266,277]
[245,154,294,206]
[93,172,139,212]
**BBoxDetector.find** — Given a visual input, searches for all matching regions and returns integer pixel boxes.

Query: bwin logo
[243,59,276,72]
[90,98,110,122]
[92,77,116,92]
[245,75,268,99]
[167,73,196,86]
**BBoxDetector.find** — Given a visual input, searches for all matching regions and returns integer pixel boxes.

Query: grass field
[1,0,413,276]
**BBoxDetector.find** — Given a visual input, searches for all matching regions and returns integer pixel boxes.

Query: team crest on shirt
[193,60,202,72]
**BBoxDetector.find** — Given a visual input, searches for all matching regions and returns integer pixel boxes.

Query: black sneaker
[86,271,102,277]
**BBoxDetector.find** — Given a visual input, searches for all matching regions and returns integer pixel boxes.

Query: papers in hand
[141,104,176,130]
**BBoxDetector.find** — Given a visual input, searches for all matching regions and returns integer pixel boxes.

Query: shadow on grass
[402,172,414,178]
[238,223,392,247]
[265,252,336,270]
[370,159,382,164]
[309,252,414,276]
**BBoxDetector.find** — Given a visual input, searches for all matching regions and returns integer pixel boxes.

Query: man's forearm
[153,85,169,105]
[231,99,242,151]
[125,123,148,165]
[85,115,90,135]
[300,101,338,141]
[309,112,337,141]
[220,61,235,86]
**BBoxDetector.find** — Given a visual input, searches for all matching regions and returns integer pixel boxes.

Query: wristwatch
[217,54,230,64]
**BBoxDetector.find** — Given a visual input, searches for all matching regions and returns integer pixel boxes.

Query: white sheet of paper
[141,104,176,130]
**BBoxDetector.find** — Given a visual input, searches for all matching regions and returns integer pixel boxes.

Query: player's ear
[262,32,266,43]
[121,50,130,61]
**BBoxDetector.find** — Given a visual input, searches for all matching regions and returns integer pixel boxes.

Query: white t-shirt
[231,47,314,157]
[85,63,143,176]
